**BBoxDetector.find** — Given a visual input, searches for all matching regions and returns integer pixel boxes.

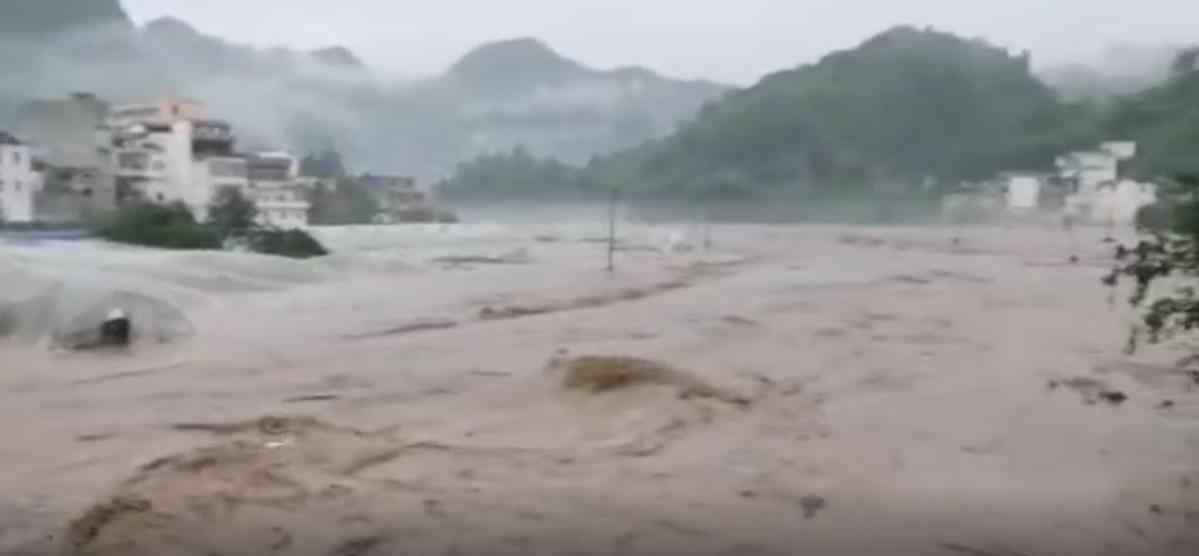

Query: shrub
[1107,176,1199,351]
[246,228,328,259]
[95,203,221,250]
[1134,203,1171,233]
[392,206,460,223]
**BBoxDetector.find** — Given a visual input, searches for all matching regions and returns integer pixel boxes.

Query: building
[1058,141,1156,224]
[357,174,436,223]
[106,97,207,128]
[1001,173,1044,212]
[102,98,246,220]
[1056,141,1137,196]
[0,132,42,223]
[246,152,311,229]
[1068,179,1158,225]
[14,93,110,169]
[14,93,118,219]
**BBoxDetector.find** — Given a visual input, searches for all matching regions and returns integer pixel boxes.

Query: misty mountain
[580,26,1103,197]
[0,3,730,181]
[0,0,132,37]
[444,38,730,166]
[440,26,1106,201]
[1038,43,1183,99]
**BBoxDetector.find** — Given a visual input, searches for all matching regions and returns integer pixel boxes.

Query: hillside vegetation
[1109,55,1199,178]
[440,27,1199,205]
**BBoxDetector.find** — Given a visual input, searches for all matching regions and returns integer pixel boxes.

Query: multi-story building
[102,98,247,221]
[14,93,118,219]
[0,131,42,223]
[246,152,312,229]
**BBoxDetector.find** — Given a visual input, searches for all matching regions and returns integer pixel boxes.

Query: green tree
[436,145,592,200]
[1171,47,1199,77]
[207,186,257,240]
[95,202,222,250]
[300,149,348,179]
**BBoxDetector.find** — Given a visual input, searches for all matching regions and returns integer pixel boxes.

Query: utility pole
[607,187,619,273]
[703,200,713,251]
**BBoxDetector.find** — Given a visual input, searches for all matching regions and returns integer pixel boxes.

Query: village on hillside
[946,140,1160,227]
[0,92,1166,231]
[0,93,446,229]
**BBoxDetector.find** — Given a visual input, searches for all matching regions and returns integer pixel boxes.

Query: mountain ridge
[0,9,730,180]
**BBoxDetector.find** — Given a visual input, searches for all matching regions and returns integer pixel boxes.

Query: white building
[1069,179,1158,225]
[1002,173,1043,212]
[1056,141,1137,196]
[0,132,41,223]
[1058,141,1155,224]
[246,152,311,229]
[103,98,245,221]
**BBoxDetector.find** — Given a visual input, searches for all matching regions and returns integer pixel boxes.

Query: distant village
[0,93,1164,230]
[947,140,1159,226]
[0,93,439,228]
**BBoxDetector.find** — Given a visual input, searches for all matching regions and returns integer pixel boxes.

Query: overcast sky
[120,0,1197,84]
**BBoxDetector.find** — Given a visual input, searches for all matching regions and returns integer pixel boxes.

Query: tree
[436,145,593,200]
[1171,47,1199,77]
[207,186,257,240]
[300,149,348,179]
[95,201,222,250]
[1106,175,1199,352]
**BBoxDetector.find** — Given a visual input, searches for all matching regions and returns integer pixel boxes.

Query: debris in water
[799,496,828,519]
[1098,390,1128,405]
[99,308,131,347]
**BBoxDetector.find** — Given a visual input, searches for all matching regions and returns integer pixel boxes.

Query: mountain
[448,38,590,93]
[1108,58,1199,178]
[0,0,132,38]
[1,11,727,181]
[438,26,1108,202]
[442,37,730,167]
[581,26,1105,197]
[309,46,367,70]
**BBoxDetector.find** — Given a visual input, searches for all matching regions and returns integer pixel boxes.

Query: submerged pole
[703,201,713,251]
[607,187,618,273]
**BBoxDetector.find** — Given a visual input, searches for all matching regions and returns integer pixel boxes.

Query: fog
[0,5,740,182]
[121,0,1199,85]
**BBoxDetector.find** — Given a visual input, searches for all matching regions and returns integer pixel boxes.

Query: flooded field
[1,220,1196,555]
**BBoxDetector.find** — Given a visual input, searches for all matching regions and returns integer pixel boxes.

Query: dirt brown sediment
[5,224,1199,556]
[65,496,154,550]
[552,355,754,406]
[54,356,778,556]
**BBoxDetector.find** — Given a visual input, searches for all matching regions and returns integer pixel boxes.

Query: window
[118,152,150,171]
[13,151,21,165]
[210,159,247,178]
